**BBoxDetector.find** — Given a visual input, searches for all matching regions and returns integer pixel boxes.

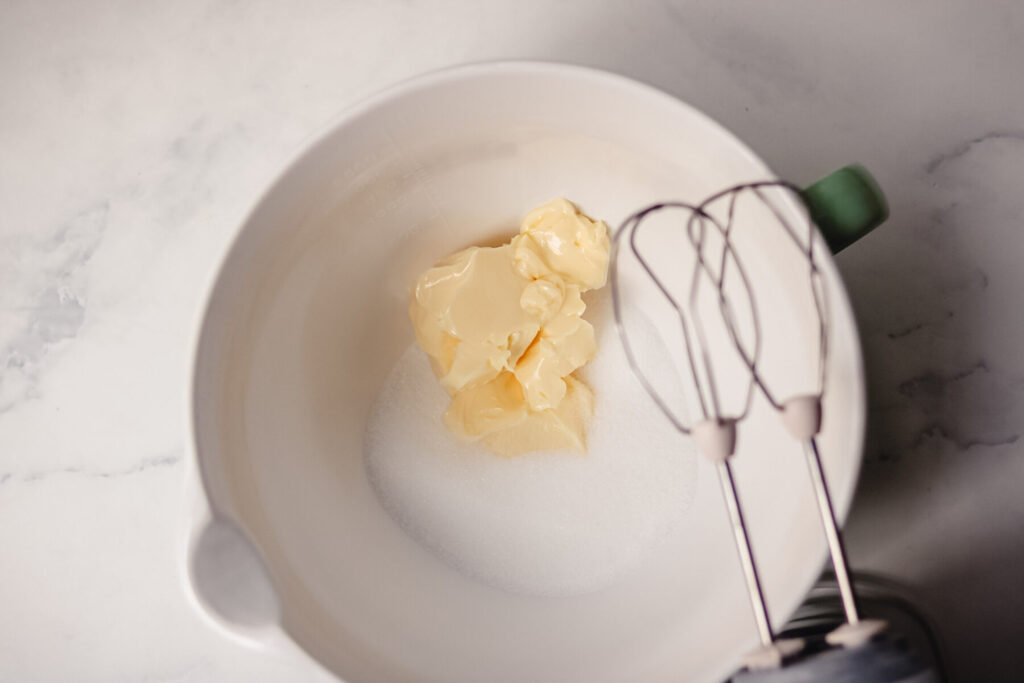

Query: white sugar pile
[364,293,698,597]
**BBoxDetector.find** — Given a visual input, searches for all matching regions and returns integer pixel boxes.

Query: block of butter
[409,198,610,455]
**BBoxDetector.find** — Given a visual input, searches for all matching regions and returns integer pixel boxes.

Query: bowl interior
[192,64,864,683]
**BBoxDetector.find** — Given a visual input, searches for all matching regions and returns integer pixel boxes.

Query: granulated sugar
[364,293,697,597]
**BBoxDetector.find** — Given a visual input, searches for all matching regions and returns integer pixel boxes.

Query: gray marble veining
[1,0,1022,681]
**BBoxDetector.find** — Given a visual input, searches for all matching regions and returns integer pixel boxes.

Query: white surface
[0,1,1021,681]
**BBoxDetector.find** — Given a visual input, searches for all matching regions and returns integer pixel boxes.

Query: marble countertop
[2,1,1021,680]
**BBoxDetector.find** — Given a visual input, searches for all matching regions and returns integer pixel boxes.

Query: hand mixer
[611,167,939,681]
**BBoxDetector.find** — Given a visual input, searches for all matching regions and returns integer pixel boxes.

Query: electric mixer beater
[611,167,940,681]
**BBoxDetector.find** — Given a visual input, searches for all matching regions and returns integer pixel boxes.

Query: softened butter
[409,198,610,455]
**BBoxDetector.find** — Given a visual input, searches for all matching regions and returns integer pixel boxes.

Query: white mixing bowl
[184,62,866,683]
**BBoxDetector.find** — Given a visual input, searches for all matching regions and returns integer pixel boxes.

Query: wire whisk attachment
[611,180,885,670]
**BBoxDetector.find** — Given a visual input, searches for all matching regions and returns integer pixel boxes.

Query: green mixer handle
[800,164,889,253]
